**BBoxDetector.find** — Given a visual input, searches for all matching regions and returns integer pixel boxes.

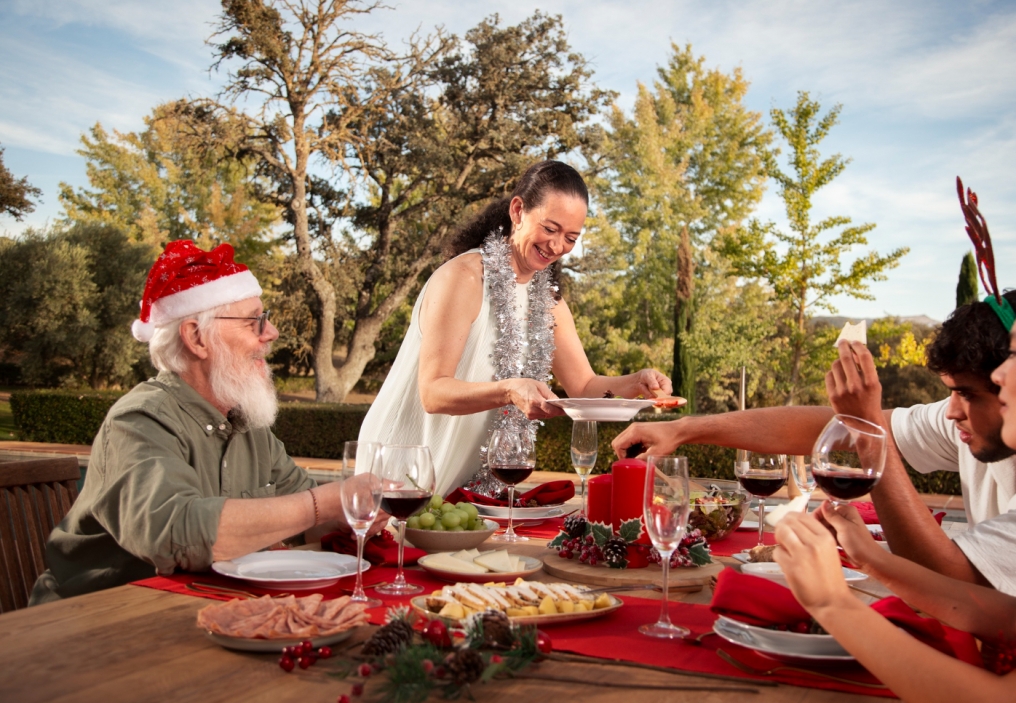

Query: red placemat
[511,516,565,540]
[132,566,449,625]
[546,596,897,698]
[707,527,776,557]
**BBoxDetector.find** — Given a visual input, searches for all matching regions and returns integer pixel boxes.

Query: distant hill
[813,315,940,329]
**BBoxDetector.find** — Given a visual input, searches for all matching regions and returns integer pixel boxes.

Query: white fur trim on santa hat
[131,269,262,342]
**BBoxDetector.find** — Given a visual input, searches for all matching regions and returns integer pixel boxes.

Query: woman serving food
[358,161,672,496]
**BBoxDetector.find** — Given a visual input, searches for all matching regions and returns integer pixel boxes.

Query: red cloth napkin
[710,568,981,665]
[321,529,427,567]
[849,501,946,526]
[445,480,575,507]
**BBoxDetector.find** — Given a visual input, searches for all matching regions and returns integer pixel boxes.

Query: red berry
[536,630,553,655]
[282,645,295,657]
[358,663,372,678]
[423,618,451,648]
[300,640,314,654]
[351,683,364,697]
[338,697,350,703]
[317,646,333,659]
[490,654,503,664]
[434,666,447,678]
[421,659,434,674]
[298,655,316,669]
[279,656,295,672]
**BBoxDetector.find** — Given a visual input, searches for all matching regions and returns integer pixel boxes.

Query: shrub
[10,390,961,495]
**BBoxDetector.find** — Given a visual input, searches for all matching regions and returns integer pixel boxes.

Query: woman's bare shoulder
[429,252,484,292]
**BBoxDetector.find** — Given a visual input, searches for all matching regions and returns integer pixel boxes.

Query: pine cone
[480,611,515,649]
[563,514,587,539]
[602,536,629,568]
[362,619,414,656]
[446,648,486,685]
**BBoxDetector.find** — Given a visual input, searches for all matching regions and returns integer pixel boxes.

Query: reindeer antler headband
[957,176,1014,331]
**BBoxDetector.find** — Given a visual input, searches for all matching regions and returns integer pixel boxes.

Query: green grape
[439,502,456,514]
[450,526,465,532]
[406,516,421,530]
[429,494,443,510]
[461,503,479,519]
[441,512,462,528]
[472,519,489,531]
[451,509,469,525]
[418,512,436,528]
[432,520,446,531]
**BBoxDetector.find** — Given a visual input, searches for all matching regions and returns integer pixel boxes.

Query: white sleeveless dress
[358,250,531,497]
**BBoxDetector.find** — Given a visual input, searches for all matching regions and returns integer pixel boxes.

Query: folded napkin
[321,528,426,567]
[445,480,575,508]
[710,568,981,664]
[849,501,945,526]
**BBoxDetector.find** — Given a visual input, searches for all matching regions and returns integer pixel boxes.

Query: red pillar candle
[586,474,613,526]
[611,458,651,545]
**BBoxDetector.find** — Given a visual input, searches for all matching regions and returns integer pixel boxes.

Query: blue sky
[2,0,1015,323]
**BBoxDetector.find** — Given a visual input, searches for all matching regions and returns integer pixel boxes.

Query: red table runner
[707,527,776,557]
[548,596,897,698]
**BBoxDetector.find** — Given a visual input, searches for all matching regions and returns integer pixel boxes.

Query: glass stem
[506,485,516,537]
[353,531,367,598]
[580,475,587,517]
[757,498,766,547]
[658,550,673,627]
[394,520,407,586]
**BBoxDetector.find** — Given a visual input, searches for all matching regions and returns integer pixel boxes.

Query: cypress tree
[672,228,695,413]
[956,251,978,308]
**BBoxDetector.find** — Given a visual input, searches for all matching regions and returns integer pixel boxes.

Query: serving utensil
[716,649,888,689]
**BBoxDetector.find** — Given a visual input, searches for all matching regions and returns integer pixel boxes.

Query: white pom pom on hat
[131,240,262,342]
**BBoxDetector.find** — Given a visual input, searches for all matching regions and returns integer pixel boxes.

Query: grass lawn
[0,398,16,440]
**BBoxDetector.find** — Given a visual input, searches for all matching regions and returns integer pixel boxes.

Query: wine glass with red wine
[735,453,788,547]
[812,414,886,506]
[374,445,435,595]
[489,429,535,543]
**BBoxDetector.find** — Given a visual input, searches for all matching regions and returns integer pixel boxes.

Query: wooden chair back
[0,457,81,612]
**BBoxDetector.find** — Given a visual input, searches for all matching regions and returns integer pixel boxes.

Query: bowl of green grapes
[403,495,498,552]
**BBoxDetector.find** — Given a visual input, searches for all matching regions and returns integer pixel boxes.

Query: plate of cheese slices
[417,549,543,583]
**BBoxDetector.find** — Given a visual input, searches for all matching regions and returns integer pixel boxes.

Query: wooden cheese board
[541,553,723,591]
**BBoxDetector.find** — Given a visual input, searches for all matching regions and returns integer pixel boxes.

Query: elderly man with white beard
[30,241,358,604]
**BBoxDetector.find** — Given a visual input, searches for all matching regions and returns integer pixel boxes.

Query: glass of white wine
[570,420,597,516]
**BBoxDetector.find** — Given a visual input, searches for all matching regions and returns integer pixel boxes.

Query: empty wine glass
[789,455,816,502]
[489,429,536,543]
[812,414,887,506]
[374,445,435,595]
[340,472,383,608]
[640,455,691,640]
[570,420,597,516]
[735,453,788,547]
[343,441,381,480]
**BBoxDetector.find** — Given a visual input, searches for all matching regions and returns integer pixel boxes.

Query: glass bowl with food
[688,479,749,543]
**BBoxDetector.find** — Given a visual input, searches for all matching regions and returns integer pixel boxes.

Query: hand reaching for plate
[612,419,685,459]
[503,378,565,420]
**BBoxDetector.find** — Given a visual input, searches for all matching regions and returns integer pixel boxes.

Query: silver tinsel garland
[468,230,558,497]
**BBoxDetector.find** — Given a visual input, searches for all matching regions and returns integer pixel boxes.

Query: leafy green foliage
[686,539,712,566]
[618,517,643,543]
[956,251,979,309]
[590,521,613,547]
[0,223,154,388]
[10,389,124,444]
[718,92,908,404]
[0,144,41,221]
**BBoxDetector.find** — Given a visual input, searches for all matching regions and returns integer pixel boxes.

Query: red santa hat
[131,240,262,342]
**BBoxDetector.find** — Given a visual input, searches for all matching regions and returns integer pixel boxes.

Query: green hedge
[9,390,961,495]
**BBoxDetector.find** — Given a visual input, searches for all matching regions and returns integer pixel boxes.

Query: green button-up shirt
[30,371,314,603]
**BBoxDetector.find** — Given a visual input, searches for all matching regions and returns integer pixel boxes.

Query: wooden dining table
[0,531,895,703]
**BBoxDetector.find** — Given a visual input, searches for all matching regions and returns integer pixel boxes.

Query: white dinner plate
[204,627,358,652]
[740,561,867,586]
[737,519,760,531]
[713,615,854,661]
[212,551,367,590]
[417,553,544,583]
[547,398,657,422]
[473,503,575,520]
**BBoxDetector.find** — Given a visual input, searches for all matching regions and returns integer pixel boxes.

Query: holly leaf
[618,517,643,544]
[589,521,613,547]
[687,540,712,566]
[548,532,567,549]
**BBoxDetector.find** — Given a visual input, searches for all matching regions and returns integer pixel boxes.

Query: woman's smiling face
[508,191,587,281]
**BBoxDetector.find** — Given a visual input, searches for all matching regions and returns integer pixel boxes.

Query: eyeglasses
[214,310,271,336]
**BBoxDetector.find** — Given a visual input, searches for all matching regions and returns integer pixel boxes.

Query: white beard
[209,340,278,429]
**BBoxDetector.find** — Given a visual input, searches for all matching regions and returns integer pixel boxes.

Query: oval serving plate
[205,627,357,653]
[417,553,544,584]
[212,551,366,590]
[547,398,657,422]
[410,593,622,626]
[713,615,854,662]
[473,504,570,520]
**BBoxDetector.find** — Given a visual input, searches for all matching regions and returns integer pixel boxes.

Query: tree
[719,92,908,404]
[571,44,771,405]
[0,145,41,221]
[0,223,153,388]
[956,251,979,308]
[208,2,611,400]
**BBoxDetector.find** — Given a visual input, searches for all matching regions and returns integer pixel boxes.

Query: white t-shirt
[892,399,1016,594]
